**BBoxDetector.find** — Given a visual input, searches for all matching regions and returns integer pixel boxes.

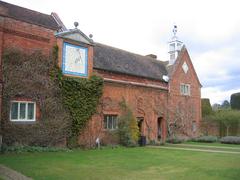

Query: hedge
[192,136,218,143]
[230,93,240,110]
[220,136,240,144]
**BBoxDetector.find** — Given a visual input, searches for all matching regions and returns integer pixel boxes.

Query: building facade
[0,1,201,147]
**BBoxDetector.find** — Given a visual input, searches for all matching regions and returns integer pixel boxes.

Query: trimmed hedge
[220,136,240,144]
[201,98,213,117]
[192,136,218,143]
[230,92,240,110]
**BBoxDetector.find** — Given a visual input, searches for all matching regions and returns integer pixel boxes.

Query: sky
[4,0,240,104]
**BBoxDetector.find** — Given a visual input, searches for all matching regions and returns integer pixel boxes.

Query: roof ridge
[96,42,166,64]
[0,0,52,17]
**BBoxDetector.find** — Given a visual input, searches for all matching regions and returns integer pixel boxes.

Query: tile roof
[93,43,168,81]
[0,1,59,30]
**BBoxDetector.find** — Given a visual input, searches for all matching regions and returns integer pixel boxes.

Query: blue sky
[4,0,240,104]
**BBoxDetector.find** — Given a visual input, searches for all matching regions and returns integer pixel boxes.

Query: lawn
[165,142,240,152]
[0,146,240,180]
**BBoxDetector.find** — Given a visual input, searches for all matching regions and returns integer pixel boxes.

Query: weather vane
[173,24,177,36]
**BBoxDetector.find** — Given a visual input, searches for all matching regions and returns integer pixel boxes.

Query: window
[169,43,175,51]
[104,115,118,130]
[180,84,190,96]
[10,101,36,121]
[170,53,175,60]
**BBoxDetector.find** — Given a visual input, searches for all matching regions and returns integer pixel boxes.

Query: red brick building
[0,1,201,147]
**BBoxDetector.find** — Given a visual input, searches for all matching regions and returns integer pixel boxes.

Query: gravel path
[0,165,32,180]
[149,146,240,154]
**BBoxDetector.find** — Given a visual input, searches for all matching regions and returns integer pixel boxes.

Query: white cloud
[193,47,240,86]
[202,87,240,105]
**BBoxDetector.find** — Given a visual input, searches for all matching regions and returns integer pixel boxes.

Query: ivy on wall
[2,48,71,146]
[2,45,103,147]
[51,45,104,144]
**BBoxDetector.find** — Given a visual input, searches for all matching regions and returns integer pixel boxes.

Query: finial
[74,21,79,29]
[173,24,177,36]
[89,34,93,38]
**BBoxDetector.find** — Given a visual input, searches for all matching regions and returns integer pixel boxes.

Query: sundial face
[182,61,189,74]
[62,42,88,77]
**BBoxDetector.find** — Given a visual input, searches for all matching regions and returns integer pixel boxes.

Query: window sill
[103,129,118,132]
[10,120,36,124]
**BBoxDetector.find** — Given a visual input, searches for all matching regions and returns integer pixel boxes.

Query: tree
[209,110,240,136]
[230,92,240,110]
[221,100,230,109]
[201,98,213,117]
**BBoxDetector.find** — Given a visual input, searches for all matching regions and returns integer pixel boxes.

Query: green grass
[0,147,240,180]
[166,142,240,152]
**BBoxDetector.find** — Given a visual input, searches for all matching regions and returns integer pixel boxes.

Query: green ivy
[52,46,104,140]
[60,75,103,136]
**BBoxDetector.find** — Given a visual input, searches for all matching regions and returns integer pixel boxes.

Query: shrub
[192,136,218,143]
[1,145,71,153]
[118,99,139,147]
[220,136,240,144]
[166,137,184,144]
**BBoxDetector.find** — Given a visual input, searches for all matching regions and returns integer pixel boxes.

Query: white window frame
[104,115,118,130]
[10,101,36,122]
[180,83,191,96]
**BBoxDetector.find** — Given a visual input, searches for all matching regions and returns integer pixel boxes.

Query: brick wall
[0,8,202,147]
[0,15,57,130]
[168,48,201,138]
[78,70,169,147]
[0,16,57,55]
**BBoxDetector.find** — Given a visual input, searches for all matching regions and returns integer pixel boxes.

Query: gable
[168,46,201,87]
[55,29,93,45]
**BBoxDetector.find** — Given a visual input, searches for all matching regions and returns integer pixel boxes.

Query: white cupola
[168,25,183,65]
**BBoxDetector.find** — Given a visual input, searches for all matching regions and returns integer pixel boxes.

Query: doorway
[137,117,143,136]
[157,117,163,141]
[137,117,146,146]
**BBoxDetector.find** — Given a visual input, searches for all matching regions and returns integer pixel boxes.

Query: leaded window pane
[108,117,113,129]
[27,103,34,120]
[112,116,116,129]
[20,103,26,119]
[104,116,108,129]
[11,102,18,119]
